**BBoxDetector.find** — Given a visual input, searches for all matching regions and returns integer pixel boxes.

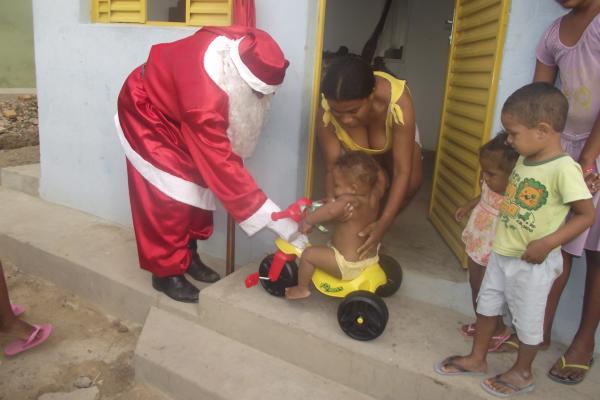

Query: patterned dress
[461,182,504,266]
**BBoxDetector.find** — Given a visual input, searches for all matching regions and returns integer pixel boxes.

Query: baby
[285,151,383,299]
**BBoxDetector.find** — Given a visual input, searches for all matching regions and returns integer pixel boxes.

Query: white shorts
[476,250,563,345]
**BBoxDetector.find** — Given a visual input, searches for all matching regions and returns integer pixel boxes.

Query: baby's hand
[454,205,470,222]
[299,219,313,234]
[521,238,552,264]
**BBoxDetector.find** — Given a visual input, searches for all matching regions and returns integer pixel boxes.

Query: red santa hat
[229,30,289,95]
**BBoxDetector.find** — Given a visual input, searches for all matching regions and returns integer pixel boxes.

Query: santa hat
[229,30,289,95]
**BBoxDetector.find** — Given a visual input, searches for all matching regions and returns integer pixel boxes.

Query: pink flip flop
[488,332,512,353]
[10,303,25,317]
[4,323,53,357]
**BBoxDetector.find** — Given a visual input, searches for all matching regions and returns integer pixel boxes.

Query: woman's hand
[357,219,386,259]
[581,165,600,194]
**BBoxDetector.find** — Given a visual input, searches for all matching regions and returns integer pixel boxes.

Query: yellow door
[429,0,510,268]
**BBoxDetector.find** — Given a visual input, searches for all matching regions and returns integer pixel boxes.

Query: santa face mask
[222,56,273,159]
[206,39,273,159]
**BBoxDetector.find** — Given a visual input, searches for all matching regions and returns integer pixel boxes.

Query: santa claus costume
[116,27,298,303]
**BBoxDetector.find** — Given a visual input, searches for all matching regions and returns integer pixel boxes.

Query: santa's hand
[289,233,309,250]
[267,217,299,241]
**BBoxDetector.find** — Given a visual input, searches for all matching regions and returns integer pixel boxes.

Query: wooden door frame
[303,0,327,198]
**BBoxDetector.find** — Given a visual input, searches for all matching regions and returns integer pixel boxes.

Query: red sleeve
[180,108,267,222]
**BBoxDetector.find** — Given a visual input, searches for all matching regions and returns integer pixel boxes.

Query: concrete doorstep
[0,166,598,399]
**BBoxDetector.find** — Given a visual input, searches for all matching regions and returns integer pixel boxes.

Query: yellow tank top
[321,71,406,155]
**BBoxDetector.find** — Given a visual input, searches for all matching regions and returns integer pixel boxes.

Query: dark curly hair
[480,131,519,173]
[334,151,379,190]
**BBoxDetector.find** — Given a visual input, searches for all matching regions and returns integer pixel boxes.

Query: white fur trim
[230,38,279,95]
[204,35,233,85]
[239,198,294,237]
[114,114,217,211]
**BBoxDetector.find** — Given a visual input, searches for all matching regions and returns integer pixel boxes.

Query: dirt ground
[0,95,168,399]
[0,261,169,400]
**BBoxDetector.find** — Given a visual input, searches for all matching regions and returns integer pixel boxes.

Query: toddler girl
[454,132,518,351]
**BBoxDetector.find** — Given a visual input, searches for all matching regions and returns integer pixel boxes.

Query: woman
[533,0,600,385]
[318,56,422,259]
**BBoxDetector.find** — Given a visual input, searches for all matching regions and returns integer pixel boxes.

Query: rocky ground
[0,94,40,168]
[0,94,168,400]
[0,262,168,400]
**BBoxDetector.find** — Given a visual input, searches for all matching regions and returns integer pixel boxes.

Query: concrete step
[0,186,224,324]
[136,307,377,400]
[0,163,40,196]
[0,181,598,399]
[197,264,600,400]
[0,163,470,317]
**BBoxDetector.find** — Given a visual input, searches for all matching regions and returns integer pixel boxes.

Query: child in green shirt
[435,82,595,397]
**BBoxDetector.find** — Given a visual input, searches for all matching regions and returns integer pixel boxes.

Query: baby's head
[479,131,519,194]
[333,151,379,197]
[501,82,568,157]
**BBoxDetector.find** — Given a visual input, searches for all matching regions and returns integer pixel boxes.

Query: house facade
[32,0,598,350]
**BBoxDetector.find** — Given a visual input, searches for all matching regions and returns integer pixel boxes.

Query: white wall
[491,0,599,351]
[32,0,318,265]
[323,0,386,55]
[388,0,453,151]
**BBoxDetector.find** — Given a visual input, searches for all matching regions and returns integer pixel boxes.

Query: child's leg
[482,343,537,395]
[285,246,340,300]
[438,253,507,373]
[438,313,497,374]
[0,261,35,339]
[542,250,573,349]
[549,249,600,382]
[463,259,509,342]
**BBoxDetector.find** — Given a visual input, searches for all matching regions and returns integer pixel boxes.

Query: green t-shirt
[493,154,591,257]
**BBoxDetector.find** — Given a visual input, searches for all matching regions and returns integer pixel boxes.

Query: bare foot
[285,286,311,300]
[438,355,486,374]
[482,369,534,396]
[0,317,36,340]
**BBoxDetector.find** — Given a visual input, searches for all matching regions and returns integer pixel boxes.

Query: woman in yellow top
[318,56,422,259]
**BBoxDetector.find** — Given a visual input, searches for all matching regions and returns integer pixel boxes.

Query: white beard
[205,40,272,159]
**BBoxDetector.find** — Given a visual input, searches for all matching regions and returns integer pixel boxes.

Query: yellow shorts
[332,245,380,280]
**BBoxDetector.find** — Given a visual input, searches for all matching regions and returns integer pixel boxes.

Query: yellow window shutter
[429,0,510,268]
[186,0,232,26]
[92,0,111,22]
[91,0,147,23]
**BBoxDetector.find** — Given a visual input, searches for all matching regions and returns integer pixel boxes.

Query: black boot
[187,254,221,283]
[187,239,221,283]
[152,275,199,303]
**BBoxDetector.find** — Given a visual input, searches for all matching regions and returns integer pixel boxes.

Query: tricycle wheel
[258,254,298,297]
[375,254,403,297]
[337,291,388,341]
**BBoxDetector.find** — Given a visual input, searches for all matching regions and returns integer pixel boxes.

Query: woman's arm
[316,108,342,201]
[533,60,558,84]
[534,60,600,190]
[577,111,600,182]
[357,89,416,258]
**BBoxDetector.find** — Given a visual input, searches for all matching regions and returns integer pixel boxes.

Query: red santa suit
[115,27,294,277]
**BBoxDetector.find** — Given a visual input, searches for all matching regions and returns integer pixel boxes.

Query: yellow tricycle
[245,198,402,341]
